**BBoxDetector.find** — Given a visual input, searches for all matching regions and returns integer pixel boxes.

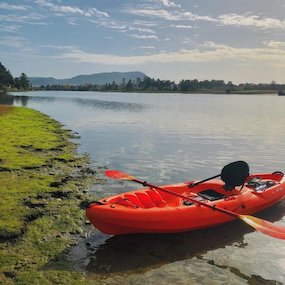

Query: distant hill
[29,71,147,87]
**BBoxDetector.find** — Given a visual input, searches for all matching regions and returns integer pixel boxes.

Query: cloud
[0,24,20,33]
[0,2,28,11]
[0,13,47,25]
[171,24,193,29]
[139,46,155,49]
[90,19,127,30]
[202,41,285,63]
[67,19,78,26]
[126,7,182,21]
[129,26,156,34]
[130,34,158,39]
[39,44,78,50]
[125,6,285,30]
[0,36,26,47]
[265,40,285,49]
[35,0,109,18]
[60,41,285,66]
[133,20,158,28]
[218,13,285,30]
[152,0,181,8]
[90,18,157,37]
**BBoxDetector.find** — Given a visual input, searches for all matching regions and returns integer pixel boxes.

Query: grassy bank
[0,105,95,284]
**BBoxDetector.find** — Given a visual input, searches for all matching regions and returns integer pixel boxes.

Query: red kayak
[86,162,285,236]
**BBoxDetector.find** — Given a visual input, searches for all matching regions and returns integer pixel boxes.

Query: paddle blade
[239,215,285,240]
[105,170,135,181]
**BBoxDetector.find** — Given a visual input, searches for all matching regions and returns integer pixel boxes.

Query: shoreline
[2,88,280,95]
[0,105,96,284]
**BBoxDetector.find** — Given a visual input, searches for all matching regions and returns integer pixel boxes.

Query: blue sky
[1,0,285,83]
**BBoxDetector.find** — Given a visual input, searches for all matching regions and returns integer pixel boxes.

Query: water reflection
[0,93,14,105]
[202,201,285,284]
[84,221,249,274]
[5,93,146,112]
[0,93,31,106]
[73,97,146,112]
[69,202,285,277]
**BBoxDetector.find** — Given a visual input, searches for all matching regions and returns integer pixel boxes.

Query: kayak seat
[135,192,157,208]
[123,190,168,208]
[109,196,141,208]
[124,194,145,208]
[197,189,226,201]
[146,190,167,207]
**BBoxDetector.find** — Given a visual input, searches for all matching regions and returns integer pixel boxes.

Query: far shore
[1,88,281,95]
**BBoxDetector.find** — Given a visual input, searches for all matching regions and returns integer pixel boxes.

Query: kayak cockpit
[103,171,284,209]
[105,181,231,209]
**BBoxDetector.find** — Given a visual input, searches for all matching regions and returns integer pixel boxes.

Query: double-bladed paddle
[105,169,285,240]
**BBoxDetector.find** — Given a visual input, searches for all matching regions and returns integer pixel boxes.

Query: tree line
[0,62,30,90]
[1,61,285,93]
[40,77,285,93]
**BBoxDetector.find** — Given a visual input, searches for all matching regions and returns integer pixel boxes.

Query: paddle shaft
[132,178,238,218]
[189,174,220,187]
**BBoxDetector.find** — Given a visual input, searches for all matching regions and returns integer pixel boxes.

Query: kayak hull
[86,172,285,235]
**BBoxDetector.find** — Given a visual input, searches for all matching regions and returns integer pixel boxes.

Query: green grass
[0,107,71,170]
[0,106,95,284]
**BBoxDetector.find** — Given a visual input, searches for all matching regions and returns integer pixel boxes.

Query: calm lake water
[3,91,285,284]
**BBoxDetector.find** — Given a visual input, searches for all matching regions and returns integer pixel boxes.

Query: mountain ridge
[29,71,147,86]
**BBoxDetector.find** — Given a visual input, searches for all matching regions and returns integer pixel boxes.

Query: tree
[19,73,30,89]
[126,79,133,91]
[111,80,118,90]
[14,77,20,89]
[179,79,191,91]
[0,62,14,88]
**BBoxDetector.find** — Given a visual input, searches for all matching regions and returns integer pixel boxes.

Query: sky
[1,0,285,84]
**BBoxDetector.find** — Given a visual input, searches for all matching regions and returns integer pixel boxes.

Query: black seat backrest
[221,161,249,190]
